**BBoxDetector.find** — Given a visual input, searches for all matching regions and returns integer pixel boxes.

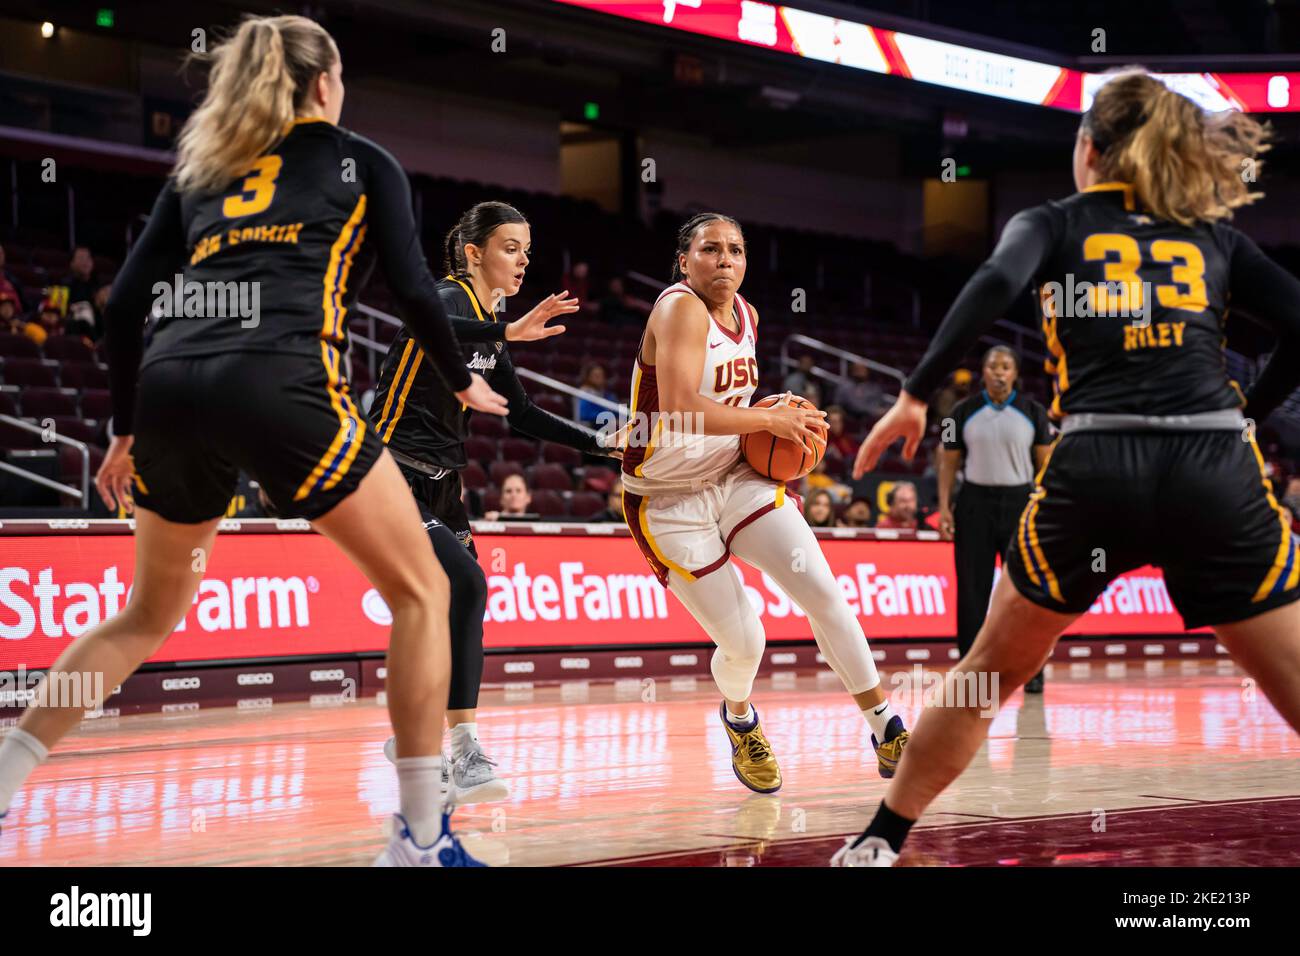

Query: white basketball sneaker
[830,835,899,867]
[448,740,510,805]
[373,811,487,867]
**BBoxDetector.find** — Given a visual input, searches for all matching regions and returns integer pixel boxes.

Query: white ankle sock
[724,704,755,727]
[864,699,896,741]
[0,728,49,814]
[450,722,479,760]
[396,755,444,846]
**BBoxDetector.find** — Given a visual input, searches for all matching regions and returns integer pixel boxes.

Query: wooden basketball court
[3,661,1297,866]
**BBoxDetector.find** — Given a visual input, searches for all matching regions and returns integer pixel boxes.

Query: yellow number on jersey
[222,156,283,218]
[1082,233,1144,315]
[1150,240,1208,313]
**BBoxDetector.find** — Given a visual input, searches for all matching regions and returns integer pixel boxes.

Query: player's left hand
[95,434,136,514]
[506,292,580,342]
[853,391,927,478]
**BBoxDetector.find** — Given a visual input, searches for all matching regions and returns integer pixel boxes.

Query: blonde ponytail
[174,15,336,194]
[1083,69,1270,226]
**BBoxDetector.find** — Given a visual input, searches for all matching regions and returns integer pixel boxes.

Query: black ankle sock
[856,800,915,854]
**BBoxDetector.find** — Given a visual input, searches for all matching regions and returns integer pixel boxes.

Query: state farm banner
[0,532,1200,669]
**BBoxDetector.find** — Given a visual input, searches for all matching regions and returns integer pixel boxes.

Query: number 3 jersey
[144,120,393,367]
[621,281,760,495]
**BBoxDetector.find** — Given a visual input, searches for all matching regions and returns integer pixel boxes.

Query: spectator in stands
[835,362,890,419]
[838,496,873,528]
[825,405,858,459]
[931,368,974,425]
[804,489,836,528]
[597,276,652,325]
[575,362,617,426]
[801,456,851,501]
[484,473,536,521]
[783,354,816,395]
[0,289,21,334]
[593,478,626,522]
[22,297,64,347]
[562,260,591,307]
[876,481,918,530]
[0,244,26,311]
[61,247,102,339]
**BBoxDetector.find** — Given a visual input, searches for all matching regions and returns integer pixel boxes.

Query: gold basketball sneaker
[872,716,910,778]
[720,702,782,793]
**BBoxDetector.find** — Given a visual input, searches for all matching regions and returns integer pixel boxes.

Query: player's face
[983,354,1016,398]
[681,222,745,297]
[478,223,532,298]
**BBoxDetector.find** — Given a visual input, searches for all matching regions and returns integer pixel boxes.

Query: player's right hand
[505,292,580,342]
[456,373,509,417]
[95,434,136,514]
[765,392,827,454]
[853,391,927,478]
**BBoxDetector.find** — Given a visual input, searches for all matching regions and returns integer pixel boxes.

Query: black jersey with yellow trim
[906,183,1300,421]
[371,276,604,471]
[143,120,379,364]
[104,119,474,434]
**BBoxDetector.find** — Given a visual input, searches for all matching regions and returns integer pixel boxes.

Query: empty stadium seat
[500,436,539,464]
[1,358,58,387]
[469,414,507,439]
[19,387,78,418]
[527,463,572,491]
[80,389,113,420]
[529,489,565,516]
[541,444,582,467]
[59,363,109,389]
[489,460,523,486]
[0,334,40,360]
[459,460,488,490]
[568,491,606,518]
[462,435,497,463]
[43,335,96,364]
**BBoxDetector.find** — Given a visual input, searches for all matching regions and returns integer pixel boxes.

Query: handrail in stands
[0,414,90,502]
[779,333,907,393]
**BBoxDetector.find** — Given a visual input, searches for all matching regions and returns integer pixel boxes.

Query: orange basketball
[741,394,827,481]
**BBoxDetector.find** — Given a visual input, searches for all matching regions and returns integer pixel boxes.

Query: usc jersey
[621,281,759,494]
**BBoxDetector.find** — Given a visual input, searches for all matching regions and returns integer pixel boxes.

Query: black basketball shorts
[1005,430,1300,630]
[131,348,383,523]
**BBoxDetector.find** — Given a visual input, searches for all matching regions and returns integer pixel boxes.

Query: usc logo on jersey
[713,357,759,393]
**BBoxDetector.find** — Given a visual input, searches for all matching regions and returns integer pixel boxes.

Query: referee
[938,346,1053,692]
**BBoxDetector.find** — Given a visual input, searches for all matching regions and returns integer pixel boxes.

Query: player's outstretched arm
[652,294,823,451]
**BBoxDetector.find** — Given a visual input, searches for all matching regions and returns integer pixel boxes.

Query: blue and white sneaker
[373,811,488,867]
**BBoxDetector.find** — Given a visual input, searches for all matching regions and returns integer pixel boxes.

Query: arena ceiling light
[553,0,1300,113]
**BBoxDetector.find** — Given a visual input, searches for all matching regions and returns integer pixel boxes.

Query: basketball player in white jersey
[621,213,910,793]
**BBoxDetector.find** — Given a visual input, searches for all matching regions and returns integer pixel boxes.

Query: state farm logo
[309,669,345,682]
[361,589,392,626]
[237,672,274,686]
[0,566,312,640]
[162,677,200,691]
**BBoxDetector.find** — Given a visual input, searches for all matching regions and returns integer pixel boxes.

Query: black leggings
[402,466,488,711]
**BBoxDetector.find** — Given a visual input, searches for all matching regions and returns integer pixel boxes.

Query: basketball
[741,394,827,481]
